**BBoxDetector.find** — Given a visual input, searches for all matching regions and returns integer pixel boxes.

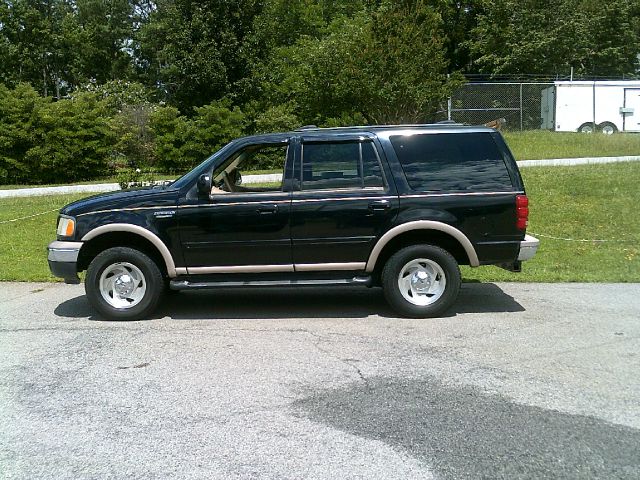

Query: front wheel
[85,247,164,320]
[578,122,595,134]
[382,245,461,318]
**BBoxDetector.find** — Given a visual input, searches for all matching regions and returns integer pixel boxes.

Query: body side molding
[187,264,294,274]
[365,220,480,272]
[81,224,178,277]
[295,262,366,272]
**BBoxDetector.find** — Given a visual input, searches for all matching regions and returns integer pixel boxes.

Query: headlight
[56,215,76,238]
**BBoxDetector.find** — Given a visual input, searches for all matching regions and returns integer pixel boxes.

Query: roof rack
[295,125,319,131]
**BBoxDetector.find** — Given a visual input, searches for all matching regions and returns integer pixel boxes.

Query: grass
[503,130,640,160]
[0,162,639,283]
[0,194,88,281]
[462,161,640,282]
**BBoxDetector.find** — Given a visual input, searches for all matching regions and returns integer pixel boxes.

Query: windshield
[169,141,237,190]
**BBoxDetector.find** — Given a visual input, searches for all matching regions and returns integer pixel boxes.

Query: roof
[236,123,495,144]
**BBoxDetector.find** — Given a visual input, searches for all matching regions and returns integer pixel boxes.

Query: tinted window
[390,133,513,192]
[302,141,384,190]
[362,142,384,188]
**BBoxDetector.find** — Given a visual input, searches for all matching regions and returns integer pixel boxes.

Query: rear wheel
[598,122,617,135]
[86,247,164,320]
[382,244,461,318]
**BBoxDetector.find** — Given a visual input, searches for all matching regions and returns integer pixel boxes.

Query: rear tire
[85,247,164,320]
[598,122,617,135]
[382,244,461,318]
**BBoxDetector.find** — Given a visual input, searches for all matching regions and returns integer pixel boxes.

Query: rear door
[289,135,398,270]
[623,89,640,132]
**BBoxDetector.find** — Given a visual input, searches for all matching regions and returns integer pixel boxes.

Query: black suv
[48,125,538,320]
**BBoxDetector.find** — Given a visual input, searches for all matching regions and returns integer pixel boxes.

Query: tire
[598,122,617,135]
[382,244,461,318]
[85,247,164,320]
[578,122,595,134]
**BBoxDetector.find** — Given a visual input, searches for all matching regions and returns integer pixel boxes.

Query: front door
[178,142,293,272]
[289,136,398,269]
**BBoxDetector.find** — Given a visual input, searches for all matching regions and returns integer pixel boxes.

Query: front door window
[210,144,288,194]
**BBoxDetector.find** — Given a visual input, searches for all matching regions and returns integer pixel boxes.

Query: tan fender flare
[82,224,178,277]
[365,220,480,272]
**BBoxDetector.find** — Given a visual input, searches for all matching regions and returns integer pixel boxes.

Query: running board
[170,276,372,290]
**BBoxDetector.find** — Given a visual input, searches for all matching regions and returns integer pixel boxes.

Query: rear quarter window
[390,132,514,192]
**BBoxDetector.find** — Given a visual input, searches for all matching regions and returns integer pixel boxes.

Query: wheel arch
[365,221,479,274]
[78,224,178,277]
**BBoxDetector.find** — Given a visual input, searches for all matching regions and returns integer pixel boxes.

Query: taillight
[516,195,529,230]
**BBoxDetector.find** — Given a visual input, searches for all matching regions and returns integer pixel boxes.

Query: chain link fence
[446,82,554,131]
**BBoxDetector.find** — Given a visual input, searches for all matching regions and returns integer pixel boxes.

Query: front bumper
[517,234,539,261]
[48,241,82,284]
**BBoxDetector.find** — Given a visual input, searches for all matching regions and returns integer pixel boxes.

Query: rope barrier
[529,231,636,243]
[0,208,60,225]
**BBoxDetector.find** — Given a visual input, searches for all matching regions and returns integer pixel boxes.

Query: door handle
[368,200,391,212]
[256,204,278,214]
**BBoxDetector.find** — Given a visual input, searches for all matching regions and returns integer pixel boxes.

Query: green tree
[0,0,76,96]
[470,0,640,77]
[67,0,136,84]
[256,1,458,124]
[137,0,261,112]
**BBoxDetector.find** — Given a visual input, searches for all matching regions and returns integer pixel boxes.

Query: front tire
[382,244,461,318]
[85,247,164,320]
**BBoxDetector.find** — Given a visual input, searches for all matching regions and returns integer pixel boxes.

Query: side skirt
[170,275,372,290]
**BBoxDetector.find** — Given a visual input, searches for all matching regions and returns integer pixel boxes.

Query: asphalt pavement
[1,282,639,479]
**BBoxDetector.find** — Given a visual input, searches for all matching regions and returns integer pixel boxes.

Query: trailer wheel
[578,122,595,134]
[598,122,617,135]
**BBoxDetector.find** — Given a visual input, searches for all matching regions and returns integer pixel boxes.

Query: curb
[517,156,640,167]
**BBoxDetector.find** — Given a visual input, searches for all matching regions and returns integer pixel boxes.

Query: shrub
[0,83,49,184]
[151,99,245,174]
[25,91,114,184]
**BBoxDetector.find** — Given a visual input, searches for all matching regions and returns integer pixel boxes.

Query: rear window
[390,133,513,192]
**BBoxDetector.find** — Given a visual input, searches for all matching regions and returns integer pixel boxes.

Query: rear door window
[301,141,384,190]
[390,133,513,192]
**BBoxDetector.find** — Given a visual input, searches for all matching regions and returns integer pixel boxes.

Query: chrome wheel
[99,262,147,309]
[397,258,446,306]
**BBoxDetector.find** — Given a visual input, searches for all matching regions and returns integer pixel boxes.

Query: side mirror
[197,173,212,196]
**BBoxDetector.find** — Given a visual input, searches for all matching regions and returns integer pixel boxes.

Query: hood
[60,185,180,217]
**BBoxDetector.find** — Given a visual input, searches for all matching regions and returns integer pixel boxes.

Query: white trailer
[541,80,640,134]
